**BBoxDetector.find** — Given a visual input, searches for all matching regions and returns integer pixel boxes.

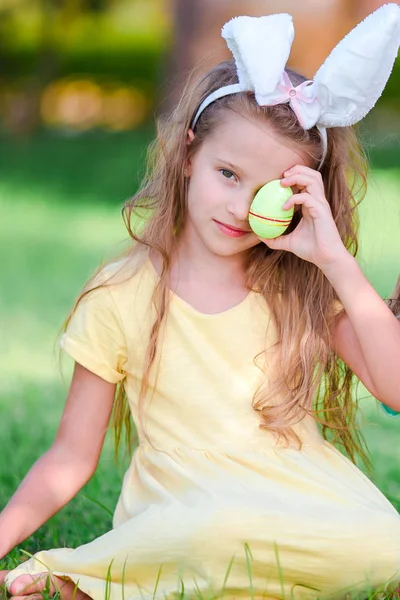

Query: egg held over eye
[248,179,294,239]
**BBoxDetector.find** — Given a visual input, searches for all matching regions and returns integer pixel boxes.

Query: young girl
[1,7,400,600]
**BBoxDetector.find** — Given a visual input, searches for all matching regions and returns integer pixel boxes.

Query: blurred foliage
[0,0,170,131]
[0,0,169,81]
[40,78,149,130]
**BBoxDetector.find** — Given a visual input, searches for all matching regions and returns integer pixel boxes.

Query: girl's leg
[0,571,92,600]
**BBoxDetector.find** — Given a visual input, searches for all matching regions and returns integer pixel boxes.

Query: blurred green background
[0,0,399,570]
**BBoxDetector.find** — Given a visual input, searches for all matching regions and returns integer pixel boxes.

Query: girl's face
[183,111,311,259]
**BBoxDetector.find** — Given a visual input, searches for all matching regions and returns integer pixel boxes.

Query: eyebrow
[214,158,242,174]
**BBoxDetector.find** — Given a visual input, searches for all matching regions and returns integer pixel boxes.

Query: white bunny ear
[191,14,295,129]
[222,14,294,100]
[314,3,400,128]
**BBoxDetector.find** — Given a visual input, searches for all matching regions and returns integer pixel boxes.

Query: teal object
[380,402,400,416]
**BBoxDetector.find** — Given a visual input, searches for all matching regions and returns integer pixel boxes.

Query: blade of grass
[152,565,163,600]
[105,558,114,600]
[273,543,285,599]
[219,554,235,599]
[244,543,254,600]
[81,493,114,518]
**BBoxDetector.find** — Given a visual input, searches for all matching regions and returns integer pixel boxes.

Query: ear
[185,129,195,176]
[187,129,195,144]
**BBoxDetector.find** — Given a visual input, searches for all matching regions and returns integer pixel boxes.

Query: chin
[206,239,255,258]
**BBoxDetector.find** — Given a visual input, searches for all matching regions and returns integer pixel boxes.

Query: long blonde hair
[387,275,400,316]
[65,60,370,465]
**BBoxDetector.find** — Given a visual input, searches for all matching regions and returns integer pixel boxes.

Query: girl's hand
[1,571,91,600]
[260,165,350,271]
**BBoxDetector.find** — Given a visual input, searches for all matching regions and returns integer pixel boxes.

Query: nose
[226,189,253,223]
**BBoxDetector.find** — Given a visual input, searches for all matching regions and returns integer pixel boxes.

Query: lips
[215,220,251,233]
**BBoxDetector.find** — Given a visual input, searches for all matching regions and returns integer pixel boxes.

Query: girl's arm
[0,363,116,560]
[271,166,400,411]
[325,257,400,411]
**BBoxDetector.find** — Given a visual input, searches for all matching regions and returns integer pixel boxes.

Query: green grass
[0,131,399,598]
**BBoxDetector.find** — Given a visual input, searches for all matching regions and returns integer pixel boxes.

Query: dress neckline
[145,256,254,319]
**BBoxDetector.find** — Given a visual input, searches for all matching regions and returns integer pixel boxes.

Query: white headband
[191,4,400,169]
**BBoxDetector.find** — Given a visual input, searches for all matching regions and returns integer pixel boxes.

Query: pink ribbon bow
[265,71,321,129]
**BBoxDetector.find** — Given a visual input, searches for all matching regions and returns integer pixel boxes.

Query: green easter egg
[249,179,294,238]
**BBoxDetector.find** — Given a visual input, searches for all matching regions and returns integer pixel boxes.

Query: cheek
[187,172,221,212]
[186,184,208,223]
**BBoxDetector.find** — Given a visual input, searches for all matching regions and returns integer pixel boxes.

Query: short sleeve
[60,285,127,383]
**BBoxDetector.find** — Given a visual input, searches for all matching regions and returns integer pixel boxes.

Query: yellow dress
[6,256,400,600]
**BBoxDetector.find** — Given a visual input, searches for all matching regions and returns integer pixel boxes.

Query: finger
[281,173,324,197]
[281,173,320,188]
[259,234,291,252]
[281,192,312,209]
[10,595,44,600]
[9,574,56,597]
[284,164,322,177]
[282,192,330,215]
[56,579,92,600]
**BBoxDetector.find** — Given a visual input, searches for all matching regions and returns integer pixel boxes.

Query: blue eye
[220,169,236,180]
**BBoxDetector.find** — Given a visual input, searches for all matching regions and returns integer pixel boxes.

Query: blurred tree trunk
[158,0,202,114]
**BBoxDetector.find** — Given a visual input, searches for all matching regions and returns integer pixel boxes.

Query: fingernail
[12,583,25,594]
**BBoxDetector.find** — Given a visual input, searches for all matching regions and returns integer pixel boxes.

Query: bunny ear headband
[191,3,400,169]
